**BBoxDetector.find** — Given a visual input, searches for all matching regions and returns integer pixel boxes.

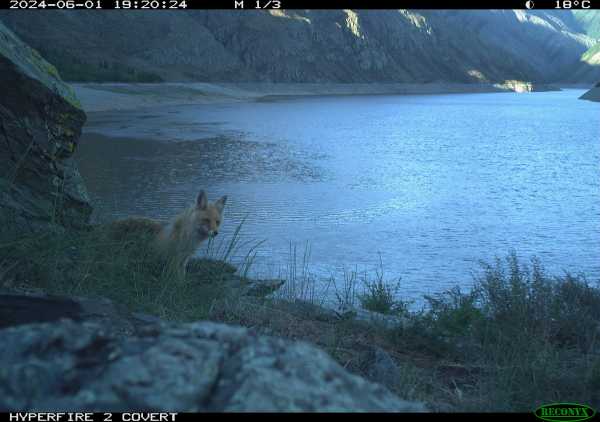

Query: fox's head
[194,190,227,240]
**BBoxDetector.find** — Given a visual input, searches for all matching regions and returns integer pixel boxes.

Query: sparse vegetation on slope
[0,10,597,83]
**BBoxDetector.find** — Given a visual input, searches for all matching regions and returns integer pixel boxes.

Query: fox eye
[202,219,210,225]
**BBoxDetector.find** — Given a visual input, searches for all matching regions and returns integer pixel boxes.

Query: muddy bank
[73,82,560,113]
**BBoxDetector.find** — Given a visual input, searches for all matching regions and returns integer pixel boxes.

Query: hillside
[568,10,600,81]
[0,9,598,84]
[580,80,600,101]
[574,9,600,38]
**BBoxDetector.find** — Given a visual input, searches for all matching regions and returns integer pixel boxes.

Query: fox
[108,190,227,276]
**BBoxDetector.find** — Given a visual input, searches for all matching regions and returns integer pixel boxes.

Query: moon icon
[525,0,534,8]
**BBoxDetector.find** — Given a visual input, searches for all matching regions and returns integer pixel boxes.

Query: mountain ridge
[0,10,598,84]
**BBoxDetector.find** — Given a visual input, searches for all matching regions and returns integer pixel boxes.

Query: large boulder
[0,22,91,233]
[0,308,426,412]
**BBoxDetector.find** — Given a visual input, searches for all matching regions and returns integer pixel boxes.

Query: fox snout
[196,224,219,240]
[197,226,219,239]
[205,229,218,238]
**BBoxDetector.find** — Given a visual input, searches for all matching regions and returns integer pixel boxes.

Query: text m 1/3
[233,0,281,8]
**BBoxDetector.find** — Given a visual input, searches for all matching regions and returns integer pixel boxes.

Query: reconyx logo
[535,403,596,422]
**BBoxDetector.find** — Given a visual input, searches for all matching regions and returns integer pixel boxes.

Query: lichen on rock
[0,22,91,233]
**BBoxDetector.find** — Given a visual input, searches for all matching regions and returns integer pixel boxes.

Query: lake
[77,89,600,304]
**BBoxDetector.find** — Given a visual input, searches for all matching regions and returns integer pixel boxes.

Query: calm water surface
[77,89,600,303]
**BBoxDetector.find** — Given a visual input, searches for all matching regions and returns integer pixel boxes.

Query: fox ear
[214,195,227,213]
[196,190,208,210]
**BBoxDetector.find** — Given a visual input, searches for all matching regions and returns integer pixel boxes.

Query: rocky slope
[573,9,600,38]
[0,293,425,412]
[567,11,600,81]
[0,23,91,233]
[0,10,598,84]
[580,80,600,101]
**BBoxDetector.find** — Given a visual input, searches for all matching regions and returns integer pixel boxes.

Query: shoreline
[72,81,566,113]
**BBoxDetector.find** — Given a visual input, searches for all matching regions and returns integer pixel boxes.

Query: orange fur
[109,190,227,275]
[108,217,164,241]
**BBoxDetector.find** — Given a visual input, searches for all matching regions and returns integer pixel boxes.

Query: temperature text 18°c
[555,0,592,8]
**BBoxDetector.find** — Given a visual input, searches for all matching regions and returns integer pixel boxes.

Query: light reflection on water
[77,90,600,304]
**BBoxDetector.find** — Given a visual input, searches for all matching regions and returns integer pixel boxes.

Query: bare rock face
[0,10,597,84]
[0,22,91,233]
[0,313,426,412]
[580,81,600,102]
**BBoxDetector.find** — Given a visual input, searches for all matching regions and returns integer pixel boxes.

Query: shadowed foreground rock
[0,317,426,412]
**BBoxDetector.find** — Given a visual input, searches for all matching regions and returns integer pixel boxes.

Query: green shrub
[358,256,412,316]
[393,252,600,411]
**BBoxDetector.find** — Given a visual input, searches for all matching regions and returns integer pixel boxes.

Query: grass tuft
[358,255,412,317]
[393,251,600,411]
[0,220,256,321]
